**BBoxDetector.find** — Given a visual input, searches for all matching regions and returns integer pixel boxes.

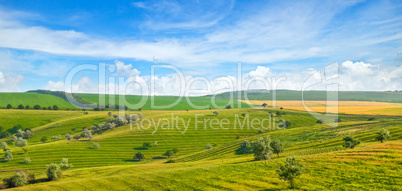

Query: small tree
[73,135,80,140]
[213,111,219,116]
[280,107,283,110]
[375,128,390,143]
[65,133,73,141]
[343,135,360,149]
[15,137,28,147]
[153,141,158,147]
[108,112,112,117]
[24,129,33,139]
[1,141,7,151]
[241,113,246,118]
[164,150,173,158]
[6,104,12,109]
[172,148,178,154]
[18,104,24,109]
[238,140,252,154]
[205,143,212,149]
[46,163,62,180]
[33,105,41,110]
[143,142,152,149]
[47,106,52,110]
[225,105,232,109]
[16,129,25,138]
[316,119,323,124]
[24,157,31,164]
[53,105,59,110]
[59,158,72,170]
[5,171,28,187]
[5,150,13,161]
[25,105,30,109]
[82,128,93,141]
[262,103,268,108]
[276,156,304,188]
[252,136,273,160]
[270,139,284,158]
[41,136,48,143]
[134,152,144,161]
[93,143,100,149]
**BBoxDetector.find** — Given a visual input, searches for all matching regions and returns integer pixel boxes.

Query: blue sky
[0,0,401,94]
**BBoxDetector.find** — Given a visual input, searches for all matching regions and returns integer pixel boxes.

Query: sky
[0,0,401,95]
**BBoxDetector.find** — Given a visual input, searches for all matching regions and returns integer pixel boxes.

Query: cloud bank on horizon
[0,0,401,94]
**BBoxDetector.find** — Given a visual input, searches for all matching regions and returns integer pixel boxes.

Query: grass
[0,106,401,190]
[0,93,78,110]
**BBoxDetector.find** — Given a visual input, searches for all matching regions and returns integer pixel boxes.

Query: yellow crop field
[244,100,402,116]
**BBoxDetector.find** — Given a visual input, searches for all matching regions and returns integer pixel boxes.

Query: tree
[24,157,31,164]
[65,133,73,141]
[73,135,80,140]
[46,163,62,180]
[172,148,178,154]
[316,119,323,124]
[375,128,390,143]
[241,113,246,118]
[6,104,12,109]
[93,143,100,149]
[16,129,25,138]
[47,106,52,110]
[262,103,268,108]
[24,130,33,139]
[59,158,73,170]
[238,140,252,154]
[270,139,284,158]
[5,150,13,161]
[252,136,273,160]
[143,142,152,149]
[153,141,158,147]
[1,141,7,151]
[225,105,232,109]
[4,171,28,187]
[280,107,283,110]
[33,105,41,110]
[42,107,47,110]
[53,105,59,110]
[343,135,360,149]
[18,104,24,109]
[205,143,212,149]
[134,152,144,161]
[15,137,28,147]
[108,112,112,117]
[276,156,304,188]
[213,111,219,116]
[164,150,173,158]
[25,105,30,109]
[82,128,93,141]
[41,136,48,143]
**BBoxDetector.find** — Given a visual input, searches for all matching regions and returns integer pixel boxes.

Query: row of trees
[6,104,59,110]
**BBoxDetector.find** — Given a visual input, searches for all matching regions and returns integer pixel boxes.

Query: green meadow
[0,105,401,190]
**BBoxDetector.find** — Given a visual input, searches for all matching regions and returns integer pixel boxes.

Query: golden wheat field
[244,100,402,116]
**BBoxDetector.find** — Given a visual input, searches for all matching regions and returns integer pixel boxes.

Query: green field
[0,93,78,110]
[0,106,401,190]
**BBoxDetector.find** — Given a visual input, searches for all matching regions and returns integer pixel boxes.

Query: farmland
[0,105,401,190]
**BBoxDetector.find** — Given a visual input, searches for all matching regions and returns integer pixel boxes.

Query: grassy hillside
[76,93,250,110]
[0,93,78,110]
[214,90,402,103]
[0,107,401,190]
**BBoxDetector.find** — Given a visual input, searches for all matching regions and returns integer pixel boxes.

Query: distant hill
[212,90,402,103]
[0,92,78,109]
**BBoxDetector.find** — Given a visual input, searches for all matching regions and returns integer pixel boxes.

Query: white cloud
[44,81,65,91]
[0,71,24,92]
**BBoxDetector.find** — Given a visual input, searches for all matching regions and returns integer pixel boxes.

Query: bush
[25,105,30,109]
[172,148,178,153]
[18,104,24,109]
[270,139,284,157]
[3,171,28,188]
[73,135,80,140]
[6,104,12,109]
[82,128,93,141]
[93,143,100,149]
[24,130,33,139]
[47,106,52,110]
[252,136,273,160]
[41,136,48,143]
[163,150,173,158]
[59,158,73,170]
[375,128,390,143]
[367,117,375,121]
[33,105,41,110]
[143,142,152,149]
[1,141,7,151]
[53,105,59,110]
[276,156,304,188]
[238,140,252,154]
[134,152,144,161]
[343,135,360,149]
[213,111,219,116]
[0,131,10,138]
[5,150,13,161]
[65,133,73,141]
[24,158,31,164]
[316,119,323,124]
[15,137,28,147]
[205,143,212,149]
[46,163,62,180]
[153,141,158,147]
[166,159,175,163]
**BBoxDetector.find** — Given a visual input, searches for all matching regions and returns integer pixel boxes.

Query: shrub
[59,158,73,170]
[40,136,48,143]
[25,105,30,109]
[93,143,100,149]
[82,128,93,141]
[18,104,24,109]
[205,143,212,149]
[15,137,28,147]
[3,171,28,187]
[225,105,232,109]
[24,158,31,164]
[52,105,59,110]
[134,152,144,161]
[375,128,390,143]
[262,103,267,108]
[367,117,375,121]
[172,148,178,153]
[153,141,158,147]
[6,104,12,109]
[0,131,10,138]
[73,135,80,140]
[33,105,41,110]
[343,135,360,149]
[24,129,33,139]
[213,111,219,116]
[252,136,273,160]
[257,129,264,134]
[51,135,61,141]
[46,163,62,180]
[270,139,284,157]
[276,156,304,188]
[47,106,52,110]
[316,119,323,124]
[166,159,175,163]
[238,140,252,154]
[16,129,25,138]
[1,141,7,151]
[5,150,13,161]
[65,133,73,141]
[143,142,152,149]
[163,150,173,158]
